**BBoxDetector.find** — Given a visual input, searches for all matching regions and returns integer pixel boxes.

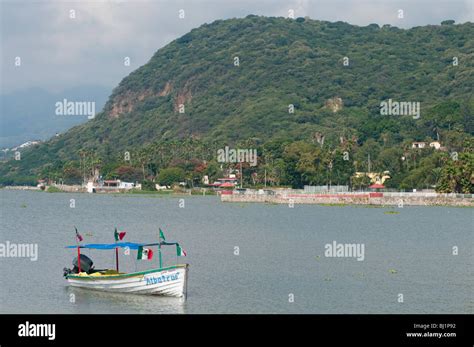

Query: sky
[1,0,473,94]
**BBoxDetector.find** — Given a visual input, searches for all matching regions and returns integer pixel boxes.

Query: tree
[62,161,82,184]
[157,167,186,186]
[436,152,473,193]
[441,20,455,25]
[113,165,142,182]
[135,148,152,180]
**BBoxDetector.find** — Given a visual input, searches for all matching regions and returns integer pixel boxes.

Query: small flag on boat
[176,244,187,257]
[114,228,126,241]
[159,228,166,241]
[75,227,83,242]
[137,246,153,260]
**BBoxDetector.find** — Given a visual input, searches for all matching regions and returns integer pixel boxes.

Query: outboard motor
[63,254,94,277]
[73,254,94,273]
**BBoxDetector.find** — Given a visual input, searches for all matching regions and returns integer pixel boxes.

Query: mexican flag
[114,228,126,241]
[159,228,166,241]
[75,227,83,242]
[137,246,153,260]
[176,244,187,257]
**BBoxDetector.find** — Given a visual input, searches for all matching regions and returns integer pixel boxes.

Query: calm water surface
[0,190,472,314]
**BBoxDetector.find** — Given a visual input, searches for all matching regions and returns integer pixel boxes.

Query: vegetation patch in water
[46,186,63,193]
[319,203,348,207]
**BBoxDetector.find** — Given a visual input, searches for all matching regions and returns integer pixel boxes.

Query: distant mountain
[0,16,472,190]
[0,86,110,147]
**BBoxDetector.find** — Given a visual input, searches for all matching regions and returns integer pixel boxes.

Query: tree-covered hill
[1,16,473,191]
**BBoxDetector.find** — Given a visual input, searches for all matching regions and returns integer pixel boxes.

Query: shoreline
[0,185,217,196]
[2,186,472,207]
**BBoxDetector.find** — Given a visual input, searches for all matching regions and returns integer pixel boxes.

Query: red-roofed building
[369,183,385,189]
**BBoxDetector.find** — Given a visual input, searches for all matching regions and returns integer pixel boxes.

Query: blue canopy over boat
[66,241,178,250]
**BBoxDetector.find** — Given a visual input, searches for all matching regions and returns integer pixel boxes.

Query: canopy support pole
[77,247,81,273]
[158,243,163,269]
[114,227,119,273]
[158,231,163,269]
[115,247,119,272]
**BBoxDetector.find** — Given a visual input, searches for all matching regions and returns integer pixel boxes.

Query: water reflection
[66,287,186,314]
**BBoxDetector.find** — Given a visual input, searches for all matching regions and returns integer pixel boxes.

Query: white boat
[64,227,189,298]
[66,264,189,297]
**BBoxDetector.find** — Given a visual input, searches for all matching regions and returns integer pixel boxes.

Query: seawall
[221,192,473,207]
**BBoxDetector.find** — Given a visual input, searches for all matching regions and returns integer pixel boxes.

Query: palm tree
[431,167,442,188]
[135,148,151,180]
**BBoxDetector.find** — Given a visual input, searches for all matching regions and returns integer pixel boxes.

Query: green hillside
[1,16,473,192]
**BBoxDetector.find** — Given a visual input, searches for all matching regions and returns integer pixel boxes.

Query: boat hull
[66,264,189,297]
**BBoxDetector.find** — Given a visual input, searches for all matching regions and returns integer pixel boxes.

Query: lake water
[0,190,472,314]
